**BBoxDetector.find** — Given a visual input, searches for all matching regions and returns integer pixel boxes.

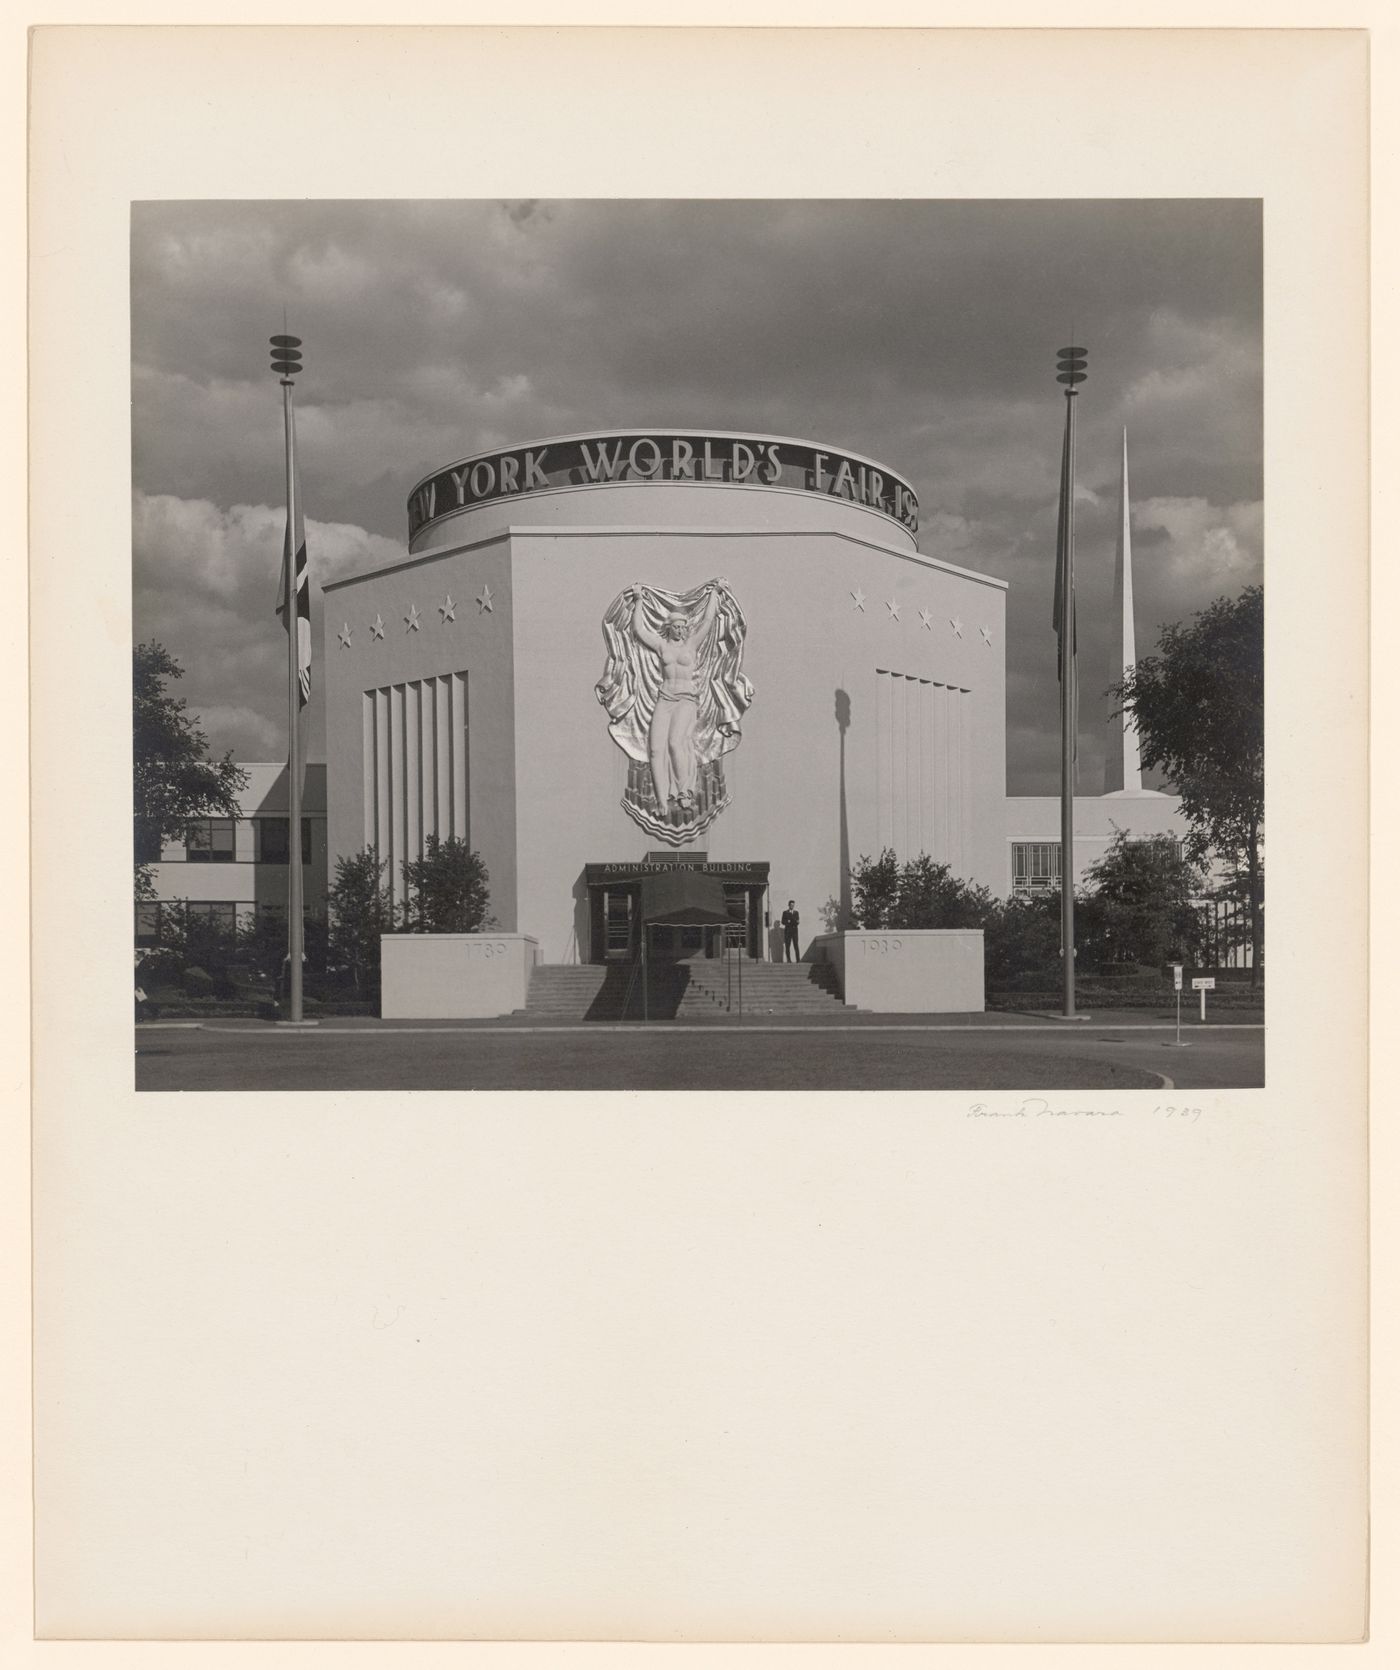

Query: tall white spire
[1105,427,1144,794]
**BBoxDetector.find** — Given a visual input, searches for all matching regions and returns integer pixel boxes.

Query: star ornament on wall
[476,585,494,614]
[980,626,994,647]
[438,595,457,623]
[886,599,901,621]
[337,623,353,649]
[850,588,866,611]
[405,603,422,632]
[919,608,933,631]
[370,613,385,640]
[949,618,964,638]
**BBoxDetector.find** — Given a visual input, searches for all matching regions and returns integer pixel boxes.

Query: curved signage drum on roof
[406,428,920,541]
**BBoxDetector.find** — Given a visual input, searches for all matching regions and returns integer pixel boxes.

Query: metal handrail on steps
[722,940,745,1015]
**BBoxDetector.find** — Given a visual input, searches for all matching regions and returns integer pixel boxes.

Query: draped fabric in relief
[594,578,755,845]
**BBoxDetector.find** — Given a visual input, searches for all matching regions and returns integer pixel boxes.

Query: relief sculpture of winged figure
[594,577,754,845]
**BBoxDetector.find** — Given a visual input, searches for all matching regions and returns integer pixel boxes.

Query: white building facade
[319,429,1008,964]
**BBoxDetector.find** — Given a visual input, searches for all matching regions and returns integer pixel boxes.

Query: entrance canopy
[636,868,731,926]
[584,858,768,962]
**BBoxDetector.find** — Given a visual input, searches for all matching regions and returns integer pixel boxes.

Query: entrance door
[674,924,708,961]
[649,923,713,961]
[723,886,761,957]
[724,889,749,955]
[603,889,634,960]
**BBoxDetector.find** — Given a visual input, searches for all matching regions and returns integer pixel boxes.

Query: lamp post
[1054,345,1087,1018]
[270,332,306,1024]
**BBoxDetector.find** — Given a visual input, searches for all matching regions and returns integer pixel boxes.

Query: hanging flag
[1051,400,1078,761]
[275,476,311,706]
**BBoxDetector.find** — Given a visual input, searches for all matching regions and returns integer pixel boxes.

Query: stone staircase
[682,958,846,1015]
[523,959,846,1021]
[523,962,687,1021]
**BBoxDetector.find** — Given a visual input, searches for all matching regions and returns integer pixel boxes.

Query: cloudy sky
[132,198,1261,793]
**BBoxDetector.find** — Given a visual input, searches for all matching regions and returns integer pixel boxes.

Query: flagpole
[272,334,306,1023]
[1055,346,1088,1018]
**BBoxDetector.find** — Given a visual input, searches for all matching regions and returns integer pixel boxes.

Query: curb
[135,1016,1264,1036]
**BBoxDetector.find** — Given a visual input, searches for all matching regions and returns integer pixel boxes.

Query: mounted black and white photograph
[32,21,1376,1651]
[131,197,1264,1090]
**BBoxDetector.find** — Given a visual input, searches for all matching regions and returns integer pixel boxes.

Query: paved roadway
[135,1018,1263,1093]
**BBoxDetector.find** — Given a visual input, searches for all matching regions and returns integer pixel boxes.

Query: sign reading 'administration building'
[407,429,921,538]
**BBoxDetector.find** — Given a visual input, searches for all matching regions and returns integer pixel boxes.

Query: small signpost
[1170,964,1186,1047]
[1192,975,1216,1022]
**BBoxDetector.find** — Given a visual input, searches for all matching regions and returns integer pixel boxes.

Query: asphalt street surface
[136,1018,1263,1093]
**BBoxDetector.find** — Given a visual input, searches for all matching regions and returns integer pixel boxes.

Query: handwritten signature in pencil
[968,1099,1203,1122]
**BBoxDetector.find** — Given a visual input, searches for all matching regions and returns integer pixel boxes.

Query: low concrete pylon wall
[380,933,541,1019]
[808,929,985,1013]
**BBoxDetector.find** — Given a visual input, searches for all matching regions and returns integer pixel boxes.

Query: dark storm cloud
[132,199,1261,780]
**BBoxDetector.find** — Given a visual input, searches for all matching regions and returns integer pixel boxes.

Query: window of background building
[136,900,242,949]
[184,901,237,937]
[253,817,313,864]
[1011,841,1061,897]
[134,901,162,946]
[185,817,236,863]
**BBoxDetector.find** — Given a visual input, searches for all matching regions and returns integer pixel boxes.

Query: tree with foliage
[237,905,292,984]
[981,892,1066,987]
[1078,829,1208,971]
[1113,586,1264,980]
[847,848,902,928]
[849,849,995,930]
[401,835,493,933]
[133,642,247,899]
[848,849,1073,988]
[236,906,328,986]
[895,853,996,928]
[327,849,396,999]
[1201,860,1262,969]
[182,906,240,974]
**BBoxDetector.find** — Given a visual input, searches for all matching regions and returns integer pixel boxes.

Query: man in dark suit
[781,899,800,962]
